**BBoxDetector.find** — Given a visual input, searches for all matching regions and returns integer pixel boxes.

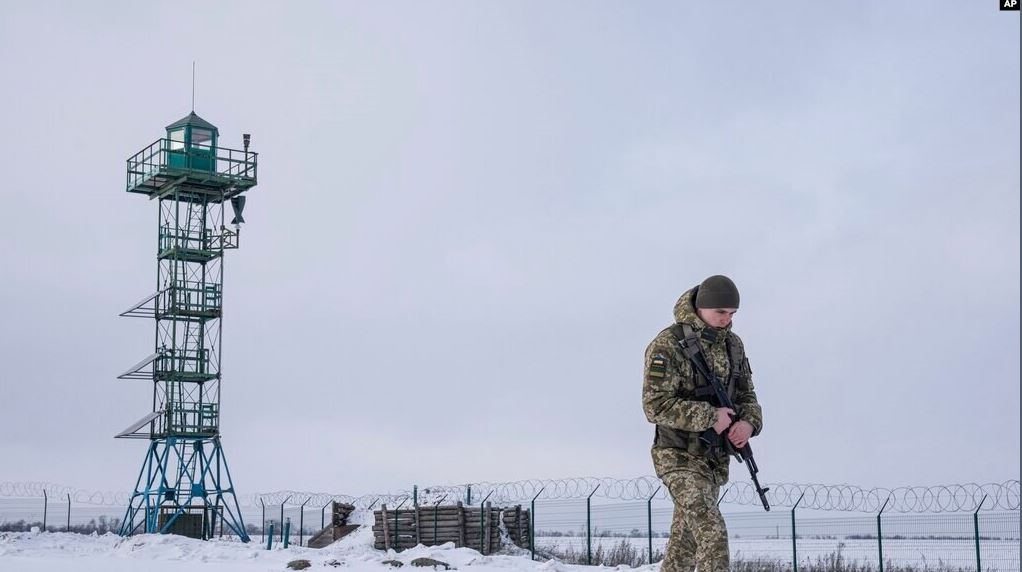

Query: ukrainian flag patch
[648,355,668,378]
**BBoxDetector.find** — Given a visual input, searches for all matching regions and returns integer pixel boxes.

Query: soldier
[642,275,763,572]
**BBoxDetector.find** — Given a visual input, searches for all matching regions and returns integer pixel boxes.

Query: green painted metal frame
[877,496,891,572]
[586,484,600,565]
[647,486,661,565]
[166,123,218,172]
[432,495,448,543]
[321,500,332,531]
[974,495,988,572]
[279,494,292,542]
[479,491,494,554]
[791,491,806,572]
[119,437,249,541]
[119,121,257,542]
[530,487,545,561]
[126,138,256,198]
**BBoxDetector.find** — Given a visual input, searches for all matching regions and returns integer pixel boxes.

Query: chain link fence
[527,498,1019,570]
[2,479,1018,570]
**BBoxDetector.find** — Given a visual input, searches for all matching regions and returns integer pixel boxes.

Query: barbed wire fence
[5,478,1015,511]
[2,478,1019,570]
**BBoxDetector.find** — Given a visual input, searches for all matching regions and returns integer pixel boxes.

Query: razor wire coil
[2,478,1017,513]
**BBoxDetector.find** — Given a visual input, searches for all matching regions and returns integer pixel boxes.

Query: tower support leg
[119,437,249,542]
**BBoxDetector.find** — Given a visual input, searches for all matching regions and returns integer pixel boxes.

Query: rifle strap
[672,323,740,397]
[671,323,717,386]
[669,323,728,458]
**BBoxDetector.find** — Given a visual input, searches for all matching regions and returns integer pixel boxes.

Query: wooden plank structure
[307,502,359,549]
[373,501,531,553]
[332,502,357,526]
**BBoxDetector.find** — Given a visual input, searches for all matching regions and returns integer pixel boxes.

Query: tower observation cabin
[127,111,255,199]
[117,111,257,541]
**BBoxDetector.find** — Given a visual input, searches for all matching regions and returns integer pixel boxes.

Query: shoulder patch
[648,354,668,378]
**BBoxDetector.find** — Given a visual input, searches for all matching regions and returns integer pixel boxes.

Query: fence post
[299,498,310,546]
[877,495,891,572]
[587,484,601,565]
[283,517,291,549]
[279,495,292,542]
[467,485,472,506]
[434,495,448,544]
[43,490,48,532]
[321,500,332,531]
[396,498,408,552]
[974,494,988,572]
[479,491,494,554]
[647,486,662,565]
[530,486,545,561]
[791,492,805,572]
[717,485,733,508]
[414,485,418,507]
[260,499,266,543]
[267,521,274,550]
[66,493,71,532]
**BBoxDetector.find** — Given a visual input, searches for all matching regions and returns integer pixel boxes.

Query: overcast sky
[0,2,1018,499]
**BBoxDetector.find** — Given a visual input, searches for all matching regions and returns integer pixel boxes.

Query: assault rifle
[678,335,771,511]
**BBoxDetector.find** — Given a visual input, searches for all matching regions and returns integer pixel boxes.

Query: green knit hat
[695,275,740,309]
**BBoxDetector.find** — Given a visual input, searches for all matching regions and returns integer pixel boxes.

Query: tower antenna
[191,62,196,112]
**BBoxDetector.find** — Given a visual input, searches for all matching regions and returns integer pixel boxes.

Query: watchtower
[115,111,257,541]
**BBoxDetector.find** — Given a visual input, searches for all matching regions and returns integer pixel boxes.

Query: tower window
[191,128,213,149]
[169,129,185,150]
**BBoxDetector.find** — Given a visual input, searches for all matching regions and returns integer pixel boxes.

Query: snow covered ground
[536,536,1021,570]
[4,510,1017,572]
[0,520,640,572]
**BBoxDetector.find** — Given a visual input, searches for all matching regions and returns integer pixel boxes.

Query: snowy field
[0,526,613,572]
[3,504,1018,572]
[4,530,1019,572]
[536,536,1021,570]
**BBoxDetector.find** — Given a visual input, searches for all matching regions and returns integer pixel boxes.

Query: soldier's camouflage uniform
[642,287,763,572]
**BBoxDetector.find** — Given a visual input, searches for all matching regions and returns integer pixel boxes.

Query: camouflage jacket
[642,287,763,483]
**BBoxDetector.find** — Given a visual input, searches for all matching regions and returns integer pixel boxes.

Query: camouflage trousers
[659,470,729,572]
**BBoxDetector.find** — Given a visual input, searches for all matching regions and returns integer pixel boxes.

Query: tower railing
[159,225,214,253]
[164,402,219,436]
[159,282,222,318]
[154,349,212,379]
[126,138,257,193]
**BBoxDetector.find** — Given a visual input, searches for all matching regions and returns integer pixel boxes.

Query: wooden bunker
[373,501,531,554]
[308,501,359,548]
